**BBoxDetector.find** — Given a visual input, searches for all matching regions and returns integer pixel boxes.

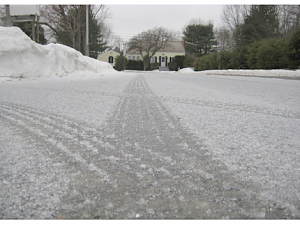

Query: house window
[151,57,157,63]
[108,56,113,63]
[137,56,140,60]
[128,56,131,60]
[133,56,136,60]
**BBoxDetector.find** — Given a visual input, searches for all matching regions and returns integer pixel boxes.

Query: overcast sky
[106,5,224,42]
[9,0,293,45]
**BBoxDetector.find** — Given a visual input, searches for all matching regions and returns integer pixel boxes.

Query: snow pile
[177,68,195,74]
[0,27,116,78]
[177,68,300,78]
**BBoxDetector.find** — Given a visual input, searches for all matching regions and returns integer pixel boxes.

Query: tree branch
[38,22,58,34]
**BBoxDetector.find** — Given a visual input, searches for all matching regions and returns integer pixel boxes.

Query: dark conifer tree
[183,22,217,57]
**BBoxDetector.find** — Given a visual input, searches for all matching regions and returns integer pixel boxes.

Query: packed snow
[177,68,196,74]
[177,68,300,78]
[0,26,117,80]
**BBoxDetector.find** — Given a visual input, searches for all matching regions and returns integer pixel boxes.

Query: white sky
[106,5,224,42]
[92,0,295,43]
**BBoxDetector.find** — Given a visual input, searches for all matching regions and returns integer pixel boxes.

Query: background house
[97,50,119,67]
[125,41,185,71]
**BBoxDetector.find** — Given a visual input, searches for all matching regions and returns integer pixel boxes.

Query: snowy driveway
[1,72,300,219]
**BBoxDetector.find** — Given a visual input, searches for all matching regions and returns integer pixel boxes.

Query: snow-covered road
[0,72,300,219]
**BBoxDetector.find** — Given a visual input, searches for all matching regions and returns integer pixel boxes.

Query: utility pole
[36,15,40,43]
[5,5,12,27]
[123,43,127,56]
[32,15,36,42]
[85,5,89,56]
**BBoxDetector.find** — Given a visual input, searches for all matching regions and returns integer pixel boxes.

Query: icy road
[1,72,300,219]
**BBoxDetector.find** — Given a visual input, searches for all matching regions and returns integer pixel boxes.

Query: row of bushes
[168,56,192,71]
[114,56,160,71]
[170,29,300,71]
[194,29,300,71]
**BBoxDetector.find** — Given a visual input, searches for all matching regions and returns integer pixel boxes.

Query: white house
[97,41,186,70]
[97,49,119,67]
[125,41,185,70]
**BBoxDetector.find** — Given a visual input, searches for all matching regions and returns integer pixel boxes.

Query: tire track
[0,102,112,182]
[0,101,146,186]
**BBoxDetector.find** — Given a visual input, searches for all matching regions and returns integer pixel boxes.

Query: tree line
[183,5,300,71]
[115,5,299,71]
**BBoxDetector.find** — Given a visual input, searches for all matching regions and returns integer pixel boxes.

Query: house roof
[98,49,120,56]
[126,41,185,54]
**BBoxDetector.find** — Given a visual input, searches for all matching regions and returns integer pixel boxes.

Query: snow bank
[177,68,300,78]
[177,68,195,74]
[0,27,117,78]
[197,69,300,78]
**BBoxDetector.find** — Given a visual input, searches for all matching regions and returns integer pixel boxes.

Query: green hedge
[114,55,128,71]
[194,31,300,71]
[288,29,300,69]
[248,38,289,69]
[127,60,144,70]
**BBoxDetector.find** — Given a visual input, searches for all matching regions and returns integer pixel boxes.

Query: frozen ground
[1,71,300,219]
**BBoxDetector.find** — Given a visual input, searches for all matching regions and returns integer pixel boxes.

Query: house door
[161,56,166,67]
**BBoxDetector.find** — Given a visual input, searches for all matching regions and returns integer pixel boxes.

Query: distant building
[97,49,119,67]
[126,41,185,71]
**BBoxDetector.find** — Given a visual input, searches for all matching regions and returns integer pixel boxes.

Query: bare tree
[128,27,176,71]
[215,27,231,51]
[40,5,111,54]
[221,5,249,32]
[221,5,251,49]
[41,5,85,50]
[278,5,300,37]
